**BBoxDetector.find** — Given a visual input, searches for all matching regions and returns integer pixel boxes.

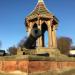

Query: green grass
[29,69,75,75]
[0,73,14,75]
[59,69,75,75]
[29,71,58,75]
[0,54,75,61]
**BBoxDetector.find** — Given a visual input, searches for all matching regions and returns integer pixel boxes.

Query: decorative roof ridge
[36,0,53,16]
[26,0,53,19]
[38,0,44,3]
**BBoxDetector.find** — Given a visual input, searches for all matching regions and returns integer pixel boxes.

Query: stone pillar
[47,20,53,48]
[52,25,57,48]
[37,20,42,47]
[42,34,44,47]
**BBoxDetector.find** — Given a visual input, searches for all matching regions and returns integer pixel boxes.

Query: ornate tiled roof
[26,0,53,20]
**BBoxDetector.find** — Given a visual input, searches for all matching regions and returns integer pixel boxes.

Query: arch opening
[33,23,38,28]
[41,22,48,47]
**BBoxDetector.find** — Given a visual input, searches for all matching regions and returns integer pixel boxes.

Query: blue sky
[0,0,75,50]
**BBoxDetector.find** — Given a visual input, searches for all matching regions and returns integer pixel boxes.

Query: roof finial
[38,0,44,3]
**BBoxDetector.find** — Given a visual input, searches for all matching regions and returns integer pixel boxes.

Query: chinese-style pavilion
[25,0,58,49]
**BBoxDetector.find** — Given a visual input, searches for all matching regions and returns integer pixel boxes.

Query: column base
[36,47,61,57]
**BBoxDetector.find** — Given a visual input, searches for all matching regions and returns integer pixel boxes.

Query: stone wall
[0,60,29,72]
[28,61,75,73]
[0,60,75,73]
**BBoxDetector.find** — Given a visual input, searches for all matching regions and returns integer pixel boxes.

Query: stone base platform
[17,47,61,57]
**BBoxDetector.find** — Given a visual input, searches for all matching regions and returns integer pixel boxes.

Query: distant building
[0,50,5,56]
[69,50,75,57]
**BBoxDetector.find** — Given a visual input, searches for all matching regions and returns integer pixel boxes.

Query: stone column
[52,25,57,48]
[42,34,44,47]
[47,20,53,48]
[37,20,42,47]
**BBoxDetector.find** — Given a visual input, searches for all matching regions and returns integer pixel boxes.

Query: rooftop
[26,0,53,20]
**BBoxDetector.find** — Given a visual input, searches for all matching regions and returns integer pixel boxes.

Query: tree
[0,41,2,49]
[18,36,27,48]
[57,37,72,55]
[7,46,17,55]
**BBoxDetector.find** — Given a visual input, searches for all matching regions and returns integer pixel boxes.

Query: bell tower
[25,0,58,49]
